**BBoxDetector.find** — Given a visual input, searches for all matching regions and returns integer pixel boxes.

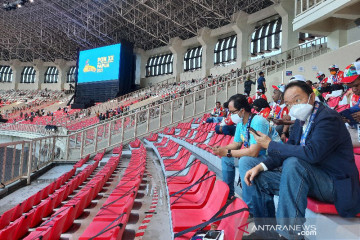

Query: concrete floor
[0,147,172,240]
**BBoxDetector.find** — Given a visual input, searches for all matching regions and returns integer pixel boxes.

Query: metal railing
[0,136,59,187]
[295,0,327,17]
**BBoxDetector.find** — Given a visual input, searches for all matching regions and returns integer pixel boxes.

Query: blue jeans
[251,157,334,239]
[221,155,266,200]
[215,125,236,136]
[206,117,223,123]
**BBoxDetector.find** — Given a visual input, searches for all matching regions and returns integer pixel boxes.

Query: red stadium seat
[167,160,201,184]
[171,180,229,232]
[171,173,216,209]
[0,208,15,230]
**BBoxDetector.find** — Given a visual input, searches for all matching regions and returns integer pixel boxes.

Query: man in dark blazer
[242,81,360,239]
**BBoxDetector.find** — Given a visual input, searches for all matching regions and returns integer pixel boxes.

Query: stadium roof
[0,0,274,62]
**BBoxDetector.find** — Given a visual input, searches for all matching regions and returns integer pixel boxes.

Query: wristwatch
[227,149,232,157]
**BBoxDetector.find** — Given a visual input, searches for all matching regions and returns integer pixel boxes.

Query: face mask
[231,113,242,124]
[289,94,313,121]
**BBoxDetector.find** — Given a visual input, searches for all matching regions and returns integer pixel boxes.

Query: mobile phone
[249,127,260,136]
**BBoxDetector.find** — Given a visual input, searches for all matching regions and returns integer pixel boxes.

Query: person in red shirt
[252,89,267,101]
[252,98,271,118]
[270,85,291,142]
[328,64,344,85]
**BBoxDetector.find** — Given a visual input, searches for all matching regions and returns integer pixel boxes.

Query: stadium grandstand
[0,0,360,239]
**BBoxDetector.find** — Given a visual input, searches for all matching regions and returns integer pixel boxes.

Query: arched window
[67,66,77,83]
[0,66,13,82]
[44,66,59,83]
[251,18,282,58]
[145,53,173,77]
[184,46,202,71]
[214,35,237,64]
[21,66,36,83]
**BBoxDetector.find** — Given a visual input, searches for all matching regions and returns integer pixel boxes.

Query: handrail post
[108,121,112,147]
[27,141,33,185]
[159,104,163,128]
[170,101,174,124]
[94,126,98,153]
[134,112,138,139]
[147,108,150,132]
[182,96,185,121]
[51,136,56,161]
[121,117,125,142]
[80,131,85,159]
[193,92,196,116]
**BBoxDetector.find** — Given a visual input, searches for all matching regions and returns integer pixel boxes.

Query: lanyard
[300,102,320,146]
[244,114,253,148]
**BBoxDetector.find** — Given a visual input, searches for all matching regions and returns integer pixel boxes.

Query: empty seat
[166,161,200,184]
[168,165,210,195]
[171,180,229,232]
[0,208,15,230]
[171,173,216,209]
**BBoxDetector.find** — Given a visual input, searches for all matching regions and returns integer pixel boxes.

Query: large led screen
[77,44,121,83]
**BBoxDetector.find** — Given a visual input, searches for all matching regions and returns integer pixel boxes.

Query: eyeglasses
[285,98,303,108]
[229,109,240,114]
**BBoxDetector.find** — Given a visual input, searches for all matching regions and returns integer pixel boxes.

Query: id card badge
[357,125,360,142]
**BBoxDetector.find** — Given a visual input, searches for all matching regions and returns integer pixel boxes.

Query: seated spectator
[270,85,290,141]
[252,98,271,119]
[328,64,344,85]
[206,101,224,123]
[243,81,360,239]
[252,89,267,101]
[212,94,281,206]
[215,101,236,136]
[339,62,360,146]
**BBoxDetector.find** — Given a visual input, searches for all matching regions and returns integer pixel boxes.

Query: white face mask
[289,94,313,121]
[231,113,242,124]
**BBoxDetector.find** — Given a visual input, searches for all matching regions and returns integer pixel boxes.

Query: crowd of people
[204,59,360,239]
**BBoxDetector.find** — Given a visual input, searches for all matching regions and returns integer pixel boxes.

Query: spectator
[339,62,360,145]
[243,80,360,239]
[206,102,223,123]
[244,76,255,96]
[253,89,267,101]
[212,94,281,204]
[215,101,236,136]
[270,85,290,141]
[257,71,267,92]
[252,98,271,118]
[328,64,344,85]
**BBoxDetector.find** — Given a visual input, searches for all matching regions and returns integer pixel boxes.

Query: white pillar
[135,48,149,87]
[232,11,254,67]
[9,59,21,90]
[33,59,45,90]
[169,37,186,83]
[55,59,68,91]
[197,27,217,78]
[274,0,299,51]
[327,29,348,50]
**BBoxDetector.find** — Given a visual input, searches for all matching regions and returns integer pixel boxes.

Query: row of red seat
[129,138,141,148]
[0,152,105,240]
[74,154,90,168]
[176,122,192,129]
[24,146,122,240]
[158,140,180,157]
[0,167,76,232]
[145,133,159,142]
[79,143,146,240]
[152,139,249,240]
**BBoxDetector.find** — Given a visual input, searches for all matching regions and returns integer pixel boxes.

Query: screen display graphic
[77,44,121,83]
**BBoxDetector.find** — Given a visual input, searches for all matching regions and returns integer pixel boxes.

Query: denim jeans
[215,125,236,136]
[221,155,266,202]
[251,157,334,239]
[206,117,223,123]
